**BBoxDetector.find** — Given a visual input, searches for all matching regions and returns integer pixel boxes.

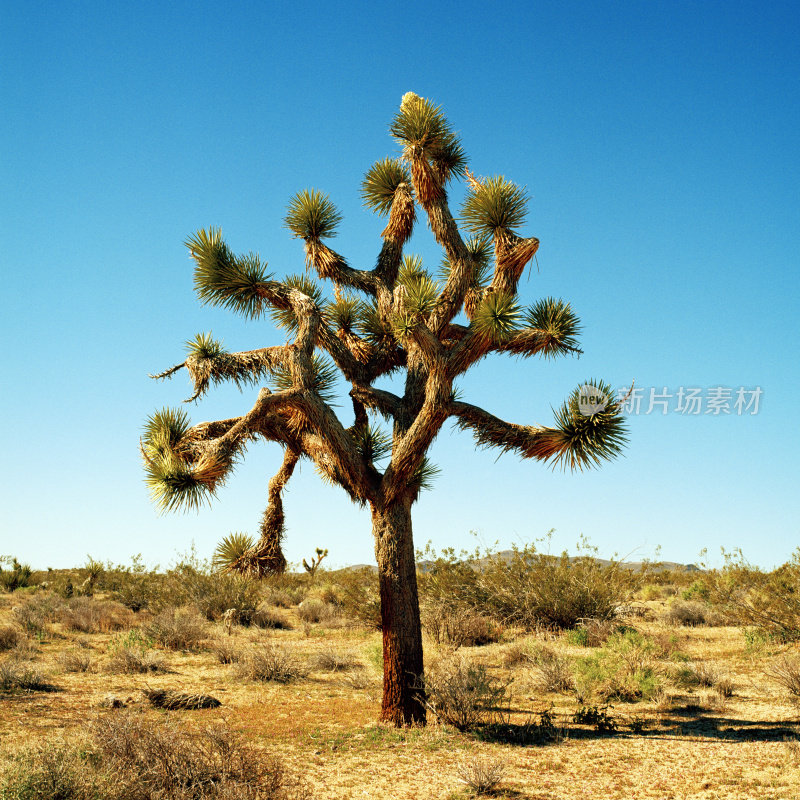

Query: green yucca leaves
[212,532,255,572]
[143,451,210,513]
[284,189,342,240]
[361,158,411,216]
[439,235,492,285]
[390,92,467,180]
[268,274,324,334]
[461,176,528,237]
[409,457,440,493]
[524,298,582,357]
[188,228,273,319]
[269,353,339,404]
[398,254,428,286]
[142,408,191,458]
[357,300,393,345]
[472,291,522,343]
[185,332,225,361]
[352,423,392,464]
[392,312,418,341]
[553,380,629,470]
[402,274,440,316]
[325,296,360,331]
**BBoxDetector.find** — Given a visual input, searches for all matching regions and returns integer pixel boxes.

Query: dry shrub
[422,654,511,730]
[527,644,574,693]
[248,604,292,630]
[457,757,506,795]
[0,658,57,692]
[12,593,62,635]
[766,655,800,700]
[0,625,20,651]
[715,676,736,698]
[106,631,166,674]
[296,598,336,625]
[88,712,311,799]
[334,567,382,628]
[422,602,501,649]
[501,641,531,668]
[311,647,361,672]
[58,649,93,673]
[142,606,208,650]
[575,618,618,647]
[706,550,800,641]
[263,587,299,609]
[662,600,707,627]
[236,644,307,683]
[143,688,221,710]
[213,639,244,664]
[671,661,721,689]
[59,597,135,633]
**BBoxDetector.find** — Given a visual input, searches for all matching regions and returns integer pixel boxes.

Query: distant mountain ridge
[342,551,700,574]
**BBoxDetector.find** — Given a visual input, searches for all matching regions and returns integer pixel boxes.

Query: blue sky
[2,1,798,570]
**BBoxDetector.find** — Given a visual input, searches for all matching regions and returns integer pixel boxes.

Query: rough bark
[372,499,425,726]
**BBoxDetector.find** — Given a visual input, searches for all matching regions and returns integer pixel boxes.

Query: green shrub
[0,557,33,592]
[573,630,661,702]
[708,550,800,641]
[106,630,165,674]
[334,567,382,628]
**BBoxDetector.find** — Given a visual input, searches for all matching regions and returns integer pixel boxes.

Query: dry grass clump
[0,625,20,651]
[213,638,244,664]
[765,655,800,701]
[457,757,507,795]
[59,597,135,633]
[58,648,93,673]
[235,643,308,683]
[422,654,510,731]
[296,598,337,625]
[0,658,57,692]
[662,600,708,627]
[248,603,292,630]
[12,593,62,635]
[142,606,208,650]
[671,661,726,690]
[422,603,502,649]
[527,643,574,693]
[106,631,166,674]
[0,712,311,799]
[311,647,361,673]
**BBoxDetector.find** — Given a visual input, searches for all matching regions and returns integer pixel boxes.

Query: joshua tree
[142,93,628,726]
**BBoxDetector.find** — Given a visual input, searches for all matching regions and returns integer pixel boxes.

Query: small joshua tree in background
[303,548,328,578]
[142,93,628,725]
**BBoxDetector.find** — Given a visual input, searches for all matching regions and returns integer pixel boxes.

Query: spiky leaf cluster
[144,455,210,513]
[142,407,191,458]
[352,423,391,464]
[357,300,394,346]
[523,298,581,357]
[284,189,342,240]
[409,457,440,493]
[269,353,339,404]
[398,254,428,286]
[325,296,360,331]
[402,274,440,317]
[188,229,272,319]
[439,235,492,286]
[185,332,225,361]
[461,176,528,237]
[361,158,411,216]
[552,380,628,470]
[472,291,521,343]
[268,275,323,334]
[390,93,466,180]
[212,532,255,572]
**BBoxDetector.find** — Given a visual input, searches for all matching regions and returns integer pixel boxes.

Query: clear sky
[2,1,798,571]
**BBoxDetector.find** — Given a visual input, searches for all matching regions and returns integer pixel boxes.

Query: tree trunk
[372,499,426,726]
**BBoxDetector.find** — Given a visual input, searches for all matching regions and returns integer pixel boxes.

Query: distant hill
[341,552,700,574]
